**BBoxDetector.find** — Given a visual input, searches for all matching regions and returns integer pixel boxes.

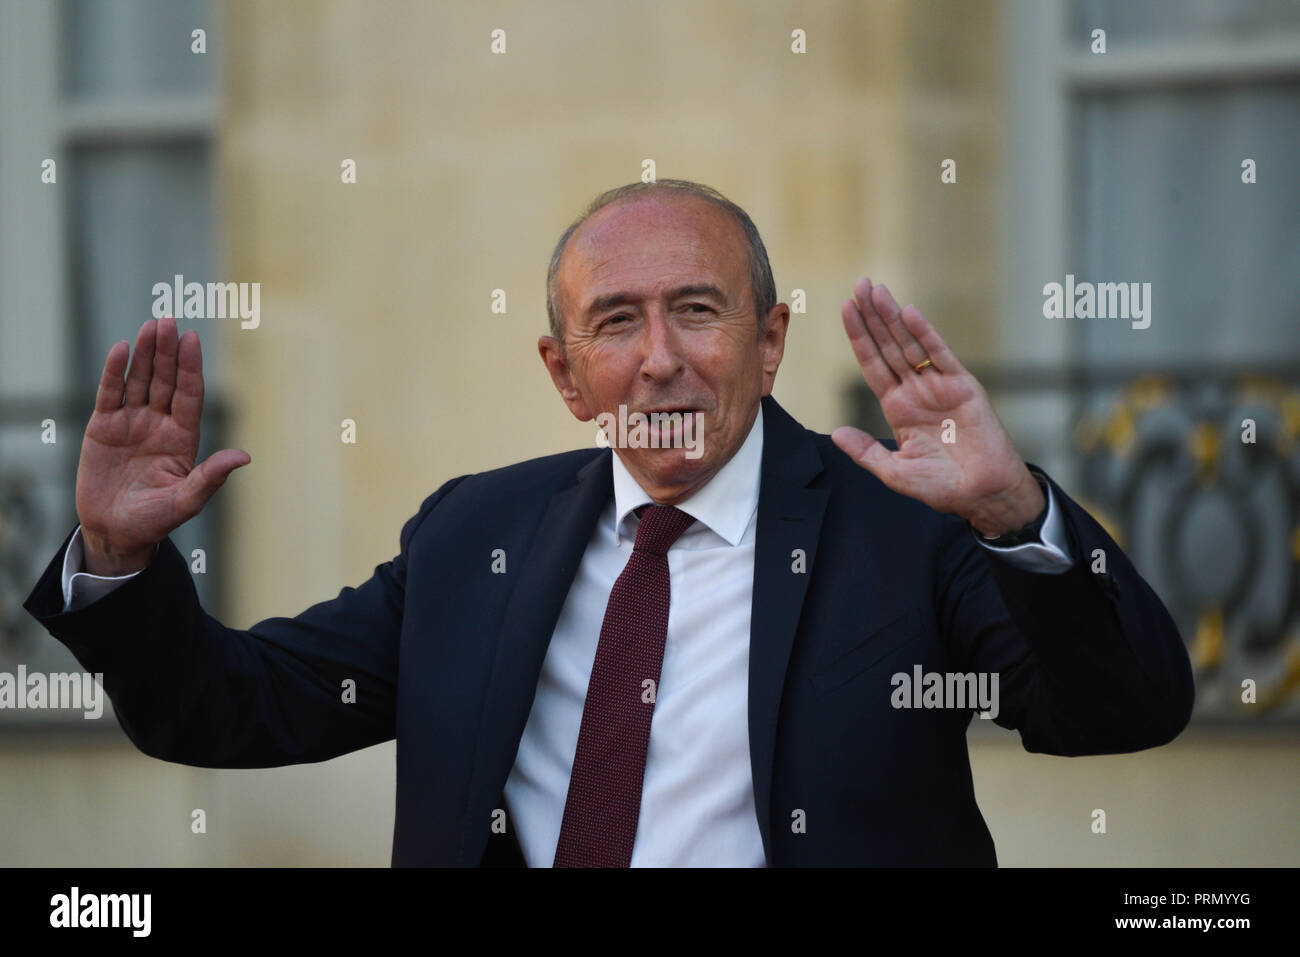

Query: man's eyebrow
[584,284,728,318]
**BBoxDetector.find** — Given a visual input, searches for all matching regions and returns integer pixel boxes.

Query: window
[0,0,223,726]
[1001,0,1300,720]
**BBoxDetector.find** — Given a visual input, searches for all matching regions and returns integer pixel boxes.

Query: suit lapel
[748,396,828,864]
[457,449,612,866]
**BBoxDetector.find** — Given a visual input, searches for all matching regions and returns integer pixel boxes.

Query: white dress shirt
[59,405,1074,867]
[505,404,770,866]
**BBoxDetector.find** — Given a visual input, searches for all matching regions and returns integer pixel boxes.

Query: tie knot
[632,505,695,555]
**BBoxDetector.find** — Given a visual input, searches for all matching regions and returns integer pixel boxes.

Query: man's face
[539,194,789,504]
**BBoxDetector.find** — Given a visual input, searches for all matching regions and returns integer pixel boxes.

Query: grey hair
[545,179,777,344]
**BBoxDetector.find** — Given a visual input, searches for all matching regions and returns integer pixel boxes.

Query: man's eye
[685,303,711,313]
[602,314,630,328]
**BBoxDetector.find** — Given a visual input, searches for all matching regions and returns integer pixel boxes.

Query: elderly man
[24,179,1193,866]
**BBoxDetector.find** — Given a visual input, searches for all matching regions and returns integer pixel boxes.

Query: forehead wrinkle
[575,242,732,308]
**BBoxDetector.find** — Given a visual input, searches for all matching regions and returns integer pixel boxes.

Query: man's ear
[538,335,594,421]
[759,303,790,396]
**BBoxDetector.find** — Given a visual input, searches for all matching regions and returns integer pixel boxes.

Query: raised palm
[831,278,1041,533]
[76,316,250,570]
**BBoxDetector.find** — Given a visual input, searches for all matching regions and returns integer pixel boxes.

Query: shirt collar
[610,403,764,547]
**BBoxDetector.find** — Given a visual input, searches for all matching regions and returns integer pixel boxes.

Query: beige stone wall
[4,731,1294,866]
[216,1,1008,635]
[216,0,954,627]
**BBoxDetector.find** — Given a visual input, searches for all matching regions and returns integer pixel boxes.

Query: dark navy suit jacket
[24,395,1194,866]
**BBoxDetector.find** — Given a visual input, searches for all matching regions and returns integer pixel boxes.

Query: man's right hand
[75,316,251,577]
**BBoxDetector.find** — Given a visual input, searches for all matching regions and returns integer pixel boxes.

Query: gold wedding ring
[912,358,933,374]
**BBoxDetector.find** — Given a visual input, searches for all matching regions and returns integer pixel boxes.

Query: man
[24,179,1194,866]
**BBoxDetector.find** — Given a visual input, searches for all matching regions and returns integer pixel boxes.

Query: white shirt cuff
[974,481,1074,574]
[61,525,150,613]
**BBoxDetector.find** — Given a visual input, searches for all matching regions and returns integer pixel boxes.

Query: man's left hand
[830,277,1045,538]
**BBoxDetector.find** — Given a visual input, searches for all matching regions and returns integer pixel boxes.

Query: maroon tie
[553,504,697,867]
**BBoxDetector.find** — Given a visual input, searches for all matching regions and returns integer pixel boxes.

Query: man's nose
[639,311,684,381]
